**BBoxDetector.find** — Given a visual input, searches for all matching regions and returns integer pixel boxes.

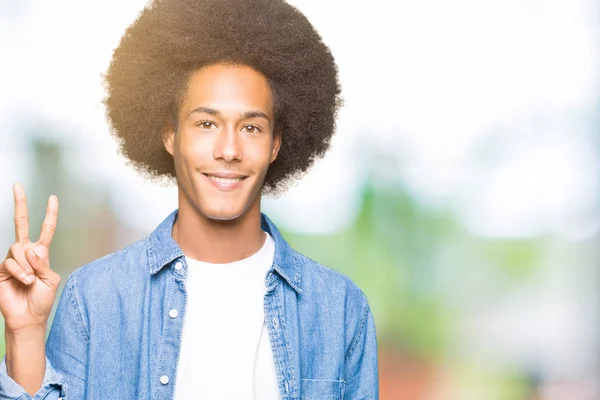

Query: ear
[162,127,175,156]
[270,133,282,163]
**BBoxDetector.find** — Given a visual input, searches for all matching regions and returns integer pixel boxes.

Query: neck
[173,194,265,264]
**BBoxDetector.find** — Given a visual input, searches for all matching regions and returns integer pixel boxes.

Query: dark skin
[1,62,282,394]
[163,63,282,263]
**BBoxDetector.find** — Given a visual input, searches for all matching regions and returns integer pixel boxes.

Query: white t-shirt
[173,232,281,400]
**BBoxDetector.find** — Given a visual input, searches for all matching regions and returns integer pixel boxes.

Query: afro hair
[103,0,342,194]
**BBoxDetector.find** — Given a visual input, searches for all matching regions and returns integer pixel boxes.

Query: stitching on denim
[68,275,90,343]
[299,378,346,400]
[344,302,370,363]
[278,284,298,398]
[265,283,289,398]
[152,269,174,400]
[272,260,301,294]
[148,241,184,276]
[147,237,156,273]
[171,270,186,399]
[291,253,302,292]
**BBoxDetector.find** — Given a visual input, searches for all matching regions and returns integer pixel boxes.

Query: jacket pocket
[300,378,346,400]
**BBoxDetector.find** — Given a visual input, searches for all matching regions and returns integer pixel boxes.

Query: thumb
[24,248,52,278]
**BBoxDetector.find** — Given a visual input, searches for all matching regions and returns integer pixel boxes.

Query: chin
[184,180,261,223]
[200,203,246,222]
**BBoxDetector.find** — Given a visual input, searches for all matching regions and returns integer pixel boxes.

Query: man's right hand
[0,183,61,334]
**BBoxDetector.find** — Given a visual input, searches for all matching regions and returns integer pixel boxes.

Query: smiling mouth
[201,173,250,189]
[204,175,246,184]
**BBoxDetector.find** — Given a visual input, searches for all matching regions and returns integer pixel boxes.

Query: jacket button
[272,317,279,329]
[284,379,289,393]
[174,261,183,271]
[160,375,169,385]
[169,309,178,318]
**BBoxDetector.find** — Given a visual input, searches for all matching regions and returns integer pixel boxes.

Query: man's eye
[196,120,216,129]
[243,124,261,134]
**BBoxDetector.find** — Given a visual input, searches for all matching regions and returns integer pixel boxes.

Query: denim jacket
[0,210,379,399]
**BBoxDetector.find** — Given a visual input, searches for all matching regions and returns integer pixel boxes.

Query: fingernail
[26,275,35,284]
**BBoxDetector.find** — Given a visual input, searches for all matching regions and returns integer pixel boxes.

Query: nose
[213,126,242,162]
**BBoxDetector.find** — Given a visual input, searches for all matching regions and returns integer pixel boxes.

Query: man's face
[163,63,281,221]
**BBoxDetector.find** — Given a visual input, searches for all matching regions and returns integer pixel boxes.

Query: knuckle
[9,242,20,254]
[4,258,16,270]
[14,216,28,225]
[42,222,56,233]
[2,260,17,275]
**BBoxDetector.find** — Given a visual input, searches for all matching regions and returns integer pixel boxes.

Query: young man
[0,0,379,399]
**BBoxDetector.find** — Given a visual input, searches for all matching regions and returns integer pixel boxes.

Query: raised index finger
[13,183,29,243]
[38,194,59,248]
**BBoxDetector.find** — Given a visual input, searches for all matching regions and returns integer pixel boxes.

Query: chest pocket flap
[300,378,346,400]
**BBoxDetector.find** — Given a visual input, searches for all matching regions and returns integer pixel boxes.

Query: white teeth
[207,175,243,184]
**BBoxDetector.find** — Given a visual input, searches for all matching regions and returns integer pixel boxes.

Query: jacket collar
[146,210,303,294]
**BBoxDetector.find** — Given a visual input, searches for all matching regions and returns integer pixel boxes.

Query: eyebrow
[188,106,272,122]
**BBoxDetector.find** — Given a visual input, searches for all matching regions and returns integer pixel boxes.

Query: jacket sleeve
[0,274,88,399]
[343,302,379,400]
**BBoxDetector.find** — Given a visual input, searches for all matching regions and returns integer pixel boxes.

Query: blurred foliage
[472,239,545,280]
[281,183,457,356]
[280,182,550,361]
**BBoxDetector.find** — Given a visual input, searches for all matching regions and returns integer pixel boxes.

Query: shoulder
[67,237,149,293]
[294,250,370,312]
